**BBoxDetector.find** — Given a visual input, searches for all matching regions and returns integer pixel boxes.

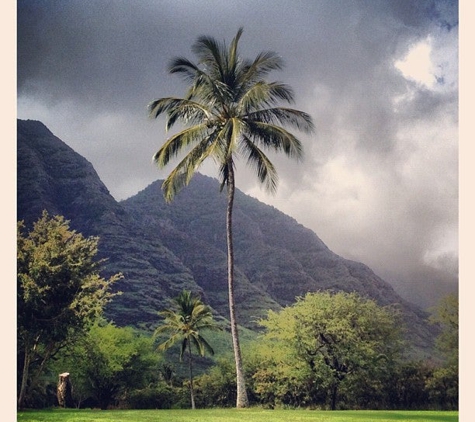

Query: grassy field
[16,408,459,422]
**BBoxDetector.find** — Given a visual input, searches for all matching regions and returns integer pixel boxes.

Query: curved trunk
[226,165,249,408]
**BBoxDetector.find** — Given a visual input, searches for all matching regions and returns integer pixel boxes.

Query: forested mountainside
[17,119,438,356]
[17,119,199,326]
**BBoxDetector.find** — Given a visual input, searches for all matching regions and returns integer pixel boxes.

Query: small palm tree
[149,27,314,407]
[154,290,218,409]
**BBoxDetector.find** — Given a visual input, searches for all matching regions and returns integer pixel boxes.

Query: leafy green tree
[194,357,238,408]
[148,27,314,408]
[426,293,458,409]
[429,293,458,365]
[259,291,403,410]
[384,360,432,410]
[248,339,321,408]
[154,290,219,409]
[53,321,159,409]
[17,211,121,409]
[425,364,458,409]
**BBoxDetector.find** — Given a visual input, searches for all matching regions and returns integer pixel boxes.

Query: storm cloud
[17,0,459,307]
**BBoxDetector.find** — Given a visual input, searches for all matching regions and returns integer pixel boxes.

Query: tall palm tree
[149,27,314,407]
[154,290,218,409]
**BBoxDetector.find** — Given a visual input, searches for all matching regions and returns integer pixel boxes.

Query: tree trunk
[226,165,249,408]
[57,372,74,408]
[188,342,196,409]
[18,345,31,409]
[330,382,338,410]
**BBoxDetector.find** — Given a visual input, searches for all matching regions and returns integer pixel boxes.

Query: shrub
[125,385,177,409]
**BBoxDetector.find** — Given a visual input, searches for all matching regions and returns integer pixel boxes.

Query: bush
[425,365,458,410]
[125,385,179,409]
[194,358,237,408]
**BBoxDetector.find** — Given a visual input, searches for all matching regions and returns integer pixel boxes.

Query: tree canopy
[258,291,403,410]
[429,293,458,365]
[149,26,314,202]
[426,293,458,408]
[53,321,159,409]
[17,211,121,408]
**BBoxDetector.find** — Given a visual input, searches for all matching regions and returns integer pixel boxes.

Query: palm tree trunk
[226,165,249,408]
[188,342,196,410]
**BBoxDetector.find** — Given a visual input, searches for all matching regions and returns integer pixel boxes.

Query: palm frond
[228,117,244,158]
[153,124,208,168]
[208,118,240,168]
[247,107,314,133]
[156,332,181,352]
[148,97,210,131]
[157,308,179,320]
[238,82,295,113]
[246,121,304,160]
[190,334,215,357]
[190,76,233,109]
[239,51,284,87]
[241,136,278,193]
[166,104,210,131]
[192,34,225,80]
[228,27,244,78]
[160,132,223,201]
[198,335,215,356]
[266,82,295,103]
[189,336,204,356]
[161,171,188,203]
[168,57,201,82]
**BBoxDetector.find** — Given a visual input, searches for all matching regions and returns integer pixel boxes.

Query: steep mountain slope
[122,177,436,353]
[17,119,437,355]
[17,119,201,327]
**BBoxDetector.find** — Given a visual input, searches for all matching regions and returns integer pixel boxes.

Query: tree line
[17,212,457,410]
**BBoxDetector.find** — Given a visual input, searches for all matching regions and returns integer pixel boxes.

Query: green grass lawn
[16,408,459,422]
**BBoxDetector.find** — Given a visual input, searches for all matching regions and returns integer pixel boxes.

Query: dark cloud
[17,0,458,307]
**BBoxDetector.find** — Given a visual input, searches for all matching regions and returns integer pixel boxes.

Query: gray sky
[17,0,459,303]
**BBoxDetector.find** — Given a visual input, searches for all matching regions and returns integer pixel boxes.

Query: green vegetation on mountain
[17,118,438,359]
[17,119,200,328]
[123,176,437,358]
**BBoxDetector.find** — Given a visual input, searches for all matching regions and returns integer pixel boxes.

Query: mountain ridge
[17,118,438,356]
